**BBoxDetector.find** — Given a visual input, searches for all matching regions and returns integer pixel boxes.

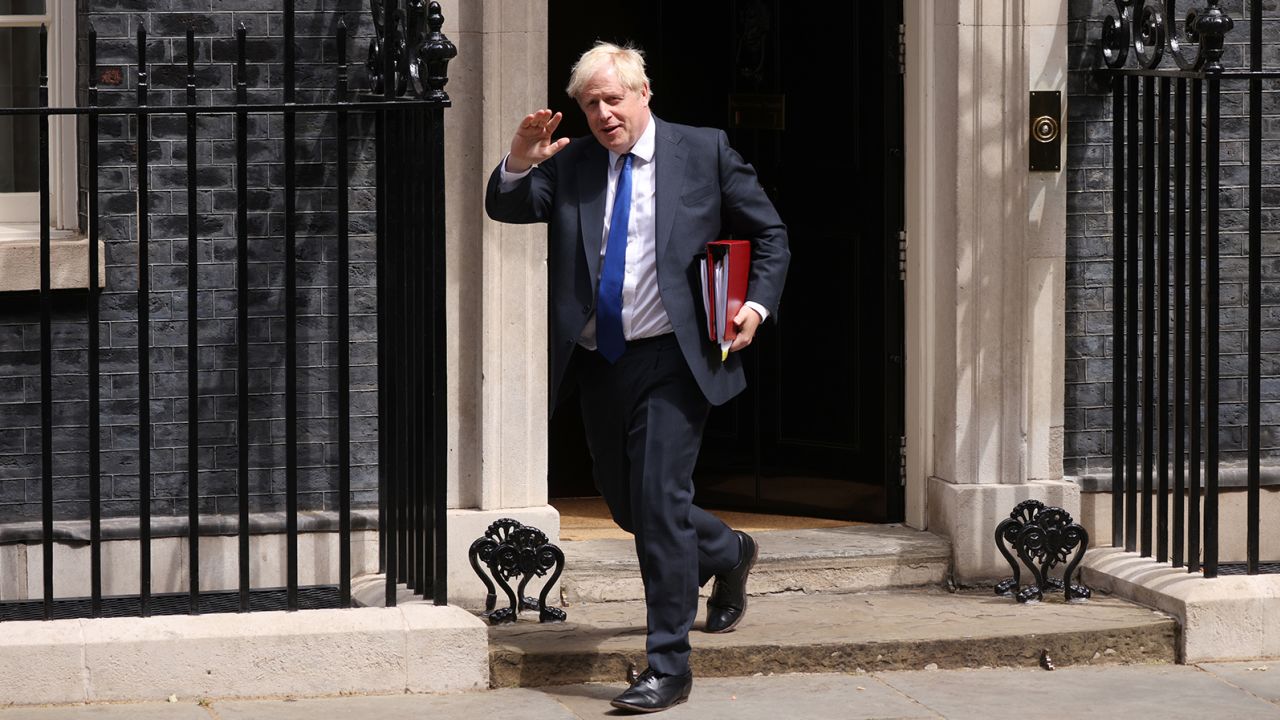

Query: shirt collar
[608,114,656,168]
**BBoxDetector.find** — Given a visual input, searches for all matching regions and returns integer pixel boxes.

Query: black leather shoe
[610,667,693,713]
[704,530,758,633]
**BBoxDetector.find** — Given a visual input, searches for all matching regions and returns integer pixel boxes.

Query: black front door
[546,0,905,523]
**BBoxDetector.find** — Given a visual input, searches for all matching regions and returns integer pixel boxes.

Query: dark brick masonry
[1066,0,1280,480]
[0,2,384,523]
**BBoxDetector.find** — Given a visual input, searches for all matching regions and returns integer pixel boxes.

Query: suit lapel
[654,118,687,266]
[577,142,608,288]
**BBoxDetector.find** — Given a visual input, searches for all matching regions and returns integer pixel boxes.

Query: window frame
[0,3,78,230]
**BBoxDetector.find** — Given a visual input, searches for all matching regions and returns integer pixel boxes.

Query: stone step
[487,588,1178,688]
[558,524,953,604]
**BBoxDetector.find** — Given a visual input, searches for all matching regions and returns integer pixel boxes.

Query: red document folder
[699,240,751,360]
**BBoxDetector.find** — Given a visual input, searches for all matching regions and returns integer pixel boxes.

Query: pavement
[6,664,1280,719]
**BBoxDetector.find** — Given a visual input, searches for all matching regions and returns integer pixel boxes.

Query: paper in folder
[698,240,750,362]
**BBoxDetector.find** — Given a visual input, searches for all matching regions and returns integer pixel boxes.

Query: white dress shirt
[500,117,768,352]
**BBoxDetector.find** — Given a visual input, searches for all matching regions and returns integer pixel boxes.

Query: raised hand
[507,109,571,173]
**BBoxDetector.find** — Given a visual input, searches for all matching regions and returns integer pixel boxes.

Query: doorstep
[558,524,952,604]
[487,587,1178,688]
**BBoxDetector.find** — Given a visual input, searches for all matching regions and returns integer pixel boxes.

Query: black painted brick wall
[1066,0,1280,477]
[0,2,386,522]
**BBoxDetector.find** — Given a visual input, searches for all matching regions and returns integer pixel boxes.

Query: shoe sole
[610,695,689,713]
[704,532,759,634]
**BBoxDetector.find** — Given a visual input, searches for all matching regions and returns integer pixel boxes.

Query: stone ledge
[0,604,488,707]
[1072,468,1280,493]
[0,234,106,293]
[0,510,381,544]
[1082,546,1280,662]
[0,506,560,609]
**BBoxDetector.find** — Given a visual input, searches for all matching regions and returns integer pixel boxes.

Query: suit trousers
[576,333,741,676]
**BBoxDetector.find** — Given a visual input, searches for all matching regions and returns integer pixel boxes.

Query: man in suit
[485,41,789,713]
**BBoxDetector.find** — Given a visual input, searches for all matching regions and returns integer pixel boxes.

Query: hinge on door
[899,435,907,486]
[898,23,906,75]
[898,230,907,281]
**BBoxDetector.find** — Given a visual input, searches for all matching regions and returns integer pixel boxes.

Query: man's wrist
[504,154,533,174]
[499,154,534,189]
[743,301,769,323]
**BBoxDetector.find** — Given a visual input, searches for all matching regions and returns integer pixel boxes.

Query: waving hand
[507,109,570,174]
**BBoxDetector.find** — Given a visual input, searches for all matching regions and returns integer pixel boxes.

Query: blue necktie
[597,153,633,363]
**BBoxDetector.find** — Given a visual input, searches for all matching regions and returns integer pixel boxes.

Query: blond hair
[565,41,653,100]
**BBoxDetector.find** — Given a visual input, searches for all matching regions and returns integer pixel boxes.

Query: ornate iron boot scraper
[469,518,567,624]
[993,500,1091,603]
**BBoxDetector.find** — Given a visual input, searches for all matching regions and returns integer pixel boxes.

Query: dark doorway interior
[546,0,905,522]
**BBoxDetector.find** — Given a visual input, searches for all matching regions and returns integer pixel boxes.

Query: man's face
[576,65,651,155]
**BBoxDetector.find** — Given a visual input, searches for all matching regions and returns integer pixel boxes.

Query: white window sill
[0,223,106,293]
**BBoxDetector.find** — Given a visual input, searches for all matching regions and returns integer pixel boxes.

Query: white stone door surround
[448,0,1078,588]
[903,0,1078,582]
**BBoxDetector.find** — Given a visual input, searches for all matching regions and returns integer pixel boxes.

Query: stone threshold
[487,587,1178,688]
[559,524,952,604]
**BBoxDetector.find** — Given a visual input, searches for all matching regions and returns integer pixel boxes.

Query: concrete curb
[1082,546,1280,662]
[0,605,487,707]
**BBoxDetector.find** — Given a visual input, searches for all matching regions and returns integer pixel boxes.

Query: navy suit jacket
[485,116,790,409]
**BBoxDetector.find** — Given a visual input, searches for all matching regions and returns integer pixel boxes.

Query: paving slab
[542,674,937,720]
[560,525,951,603]
[0,703,210,720]
[214,689,575,720]
[12,666,1280,719]
[489,588,1177,687]
[878,665,1280,720]
[1201,661,1280,702]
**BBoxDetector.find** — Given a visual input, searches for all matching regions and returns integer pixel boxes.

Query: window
[0,1,90,291]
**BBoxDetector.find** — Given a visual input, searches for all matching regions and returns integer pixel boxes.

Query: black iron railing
[0,0,453,620]
[1096,0,1273,577]
[369,0,457,609]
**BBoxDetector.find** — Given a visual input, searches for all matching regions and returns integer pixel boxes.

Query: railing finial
[370,0,455,100]
[1196,1,1234,72]
[421,1,456,102]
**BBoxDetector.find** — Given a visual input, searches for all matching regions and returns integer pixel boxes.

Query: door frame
[543,0,914,521]
[903,0,942,531]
